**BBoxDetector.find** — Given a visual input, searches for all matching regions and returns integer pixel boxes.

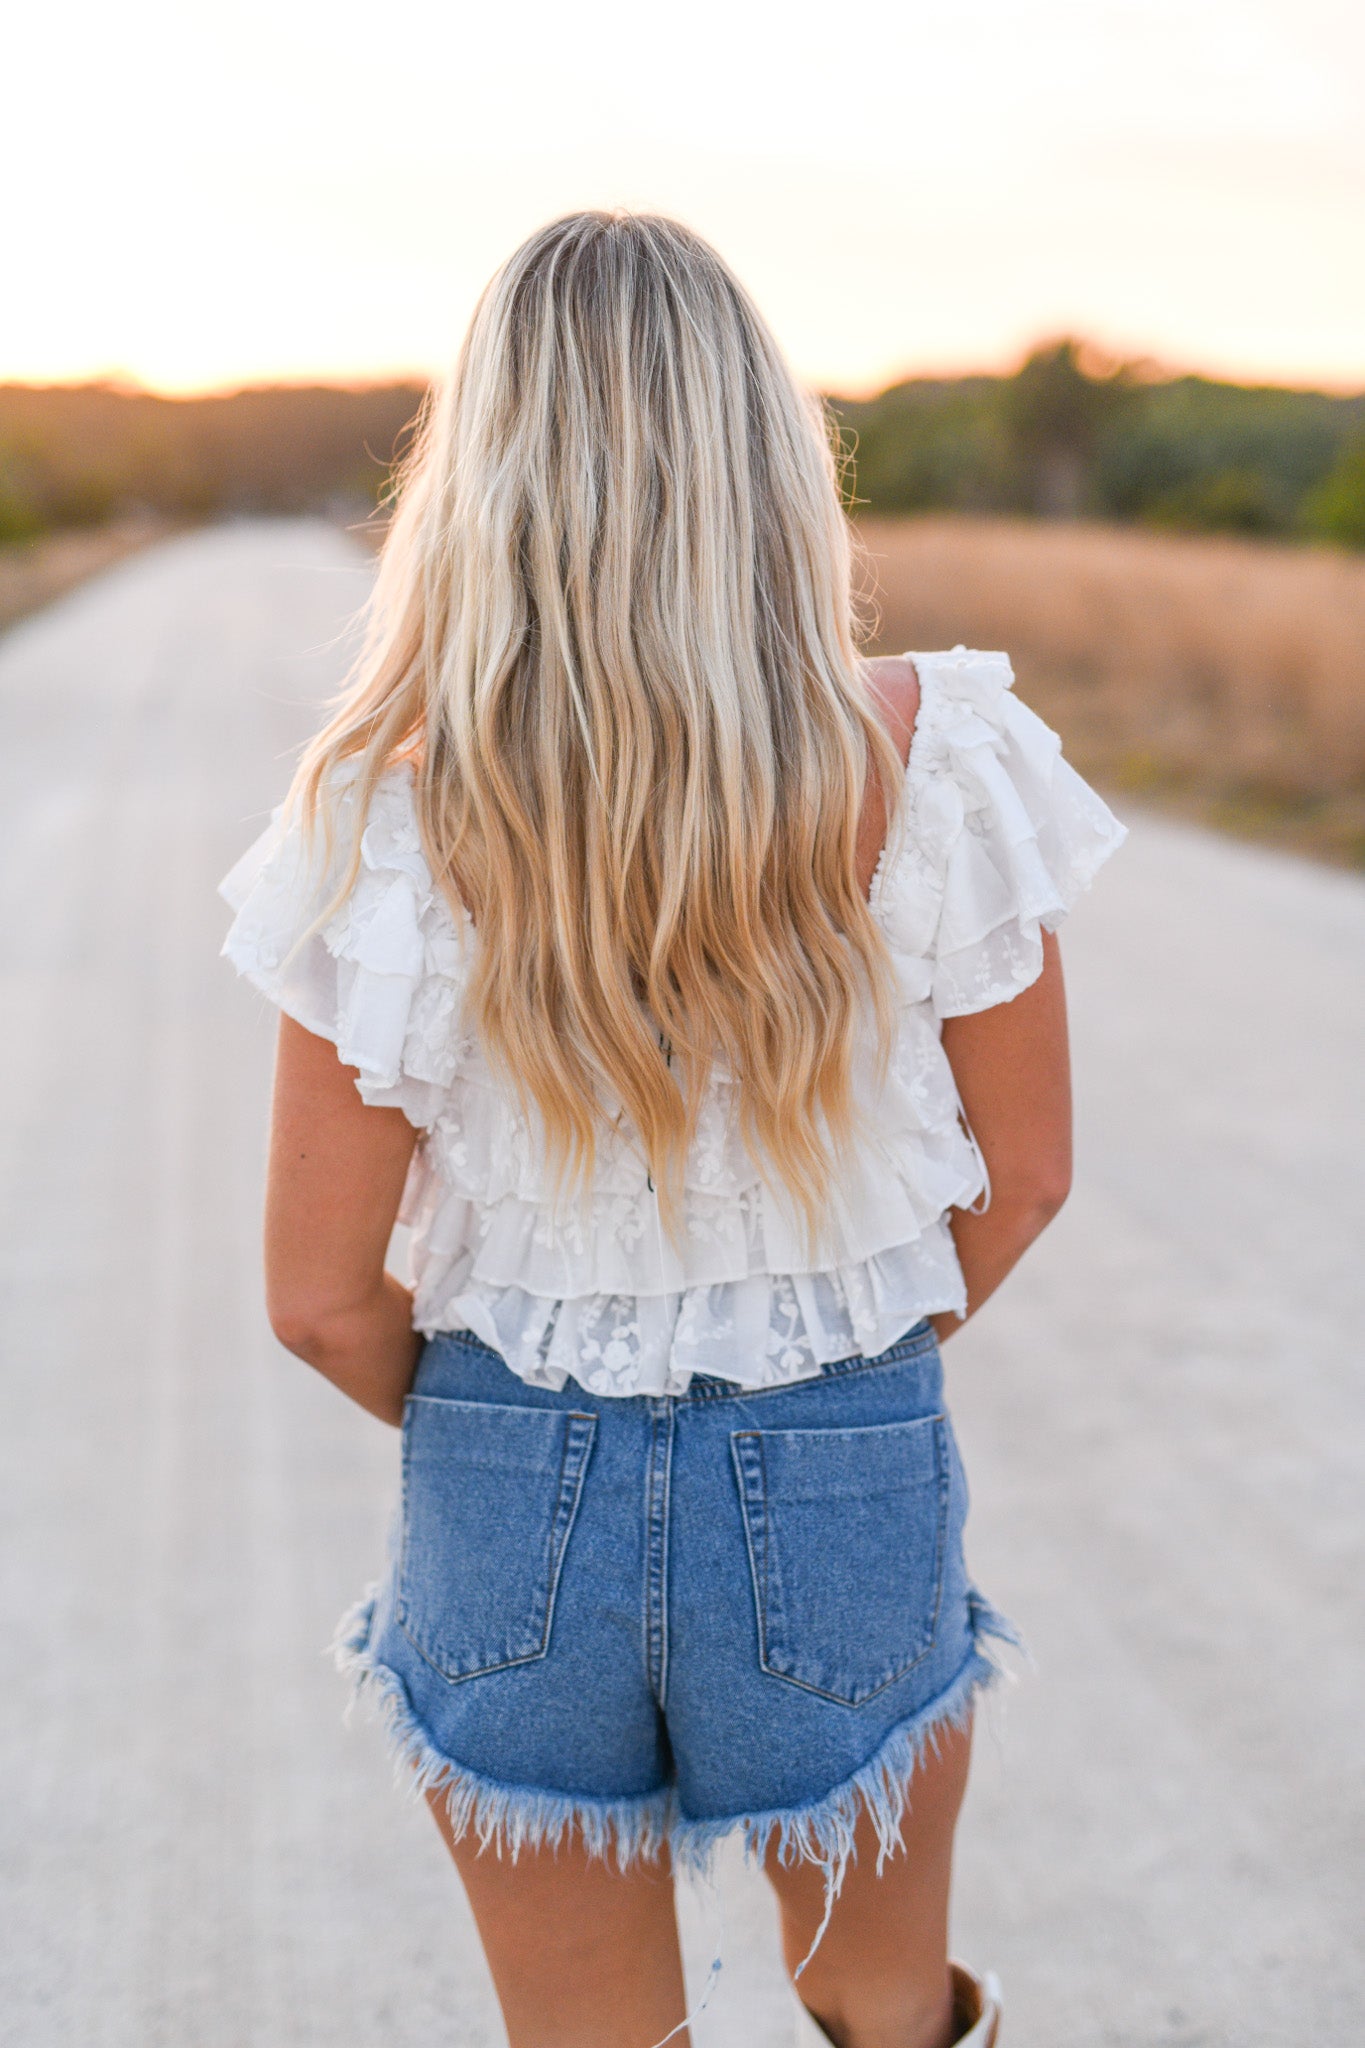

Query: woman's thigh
[765,1716,973,2048]
[427,1793,690,2048]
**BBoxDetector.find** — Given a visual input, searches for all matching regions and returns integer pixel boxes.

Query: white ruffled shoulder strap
[219,762,474,1126]
[883,646,1127,1018]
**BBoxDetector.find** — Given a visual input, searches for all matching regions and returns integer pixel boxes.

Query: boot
[949,1961,1003,2045]
[792,1960,1002,2046]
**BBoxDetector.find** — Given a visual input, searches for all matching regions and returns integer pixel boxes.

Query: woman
[221,212,1124,2048]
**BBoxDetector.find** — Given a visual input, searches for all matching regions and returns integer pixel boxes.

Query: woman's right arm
[264,1014,423,1426]
[931,929,1074,1342]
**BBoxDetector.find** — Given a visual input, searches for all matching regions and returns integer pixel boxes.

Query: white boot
[792,1960,1002,2046]
[949,1961,1003,2045]
[792,1997,836,2046]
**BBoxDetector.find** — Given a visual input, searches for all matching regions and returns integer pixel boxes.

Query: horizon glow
[5,0,1363,399]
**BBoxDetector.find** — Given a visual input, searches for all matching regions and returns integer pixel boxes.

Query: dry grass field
[857,515,1365,867]
[0,518,171,635]
[3,512,1362,869]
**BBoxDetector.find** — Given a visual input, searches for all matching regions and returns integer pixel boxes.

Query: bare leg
[426,1790,690,2048]
[764,1718,974,2048]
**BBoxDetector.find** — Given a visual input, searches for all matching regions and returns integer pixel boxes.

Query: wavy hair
[292,210,906,1258]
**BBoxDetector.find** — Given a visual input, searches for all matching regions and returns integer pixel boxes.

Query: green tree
[1000,339,1130,517]
[1301,438,1365,548]
[1143,467,1278,536]
[0,444,45,543]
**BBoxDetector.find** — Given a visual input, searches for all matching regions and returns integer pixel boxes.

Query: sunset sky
[7,0,1363,397]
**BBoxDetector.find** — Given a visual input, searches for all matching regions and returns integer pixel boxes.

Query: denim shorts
[336,1318,1019,1900]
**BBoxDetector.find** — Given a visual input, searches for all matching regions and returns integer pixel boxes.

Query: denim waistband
[425,1316,939,1406]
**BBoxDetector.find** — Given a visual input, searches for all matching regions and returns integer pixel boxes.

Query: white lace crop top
[220,647,1125,1398]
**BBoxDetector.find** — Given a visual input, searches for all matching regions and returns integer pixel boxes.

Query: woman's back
[222,643,1123,1395]
[218,210,1123,2048]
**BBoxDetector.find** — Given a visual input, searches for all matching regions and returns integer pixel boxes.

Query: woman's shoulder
[861,644,1045,777]
[872,643,1069,788]
[862,653,921,772]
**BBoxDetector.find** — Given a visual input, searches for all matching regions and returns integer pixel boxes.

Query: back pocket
[397,1396,597,1683]
[731,1415,950,1706]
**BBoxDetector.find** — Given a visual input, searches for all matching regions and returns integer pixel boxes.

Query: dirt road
[2,523,1361,2046]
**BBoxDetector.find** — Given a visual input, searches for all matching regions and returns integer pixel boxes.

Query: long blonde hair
[294,210,906,1257]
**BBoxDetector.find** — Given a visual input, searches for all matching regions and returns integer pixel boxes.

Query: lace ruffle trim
[219,649,1126,1394]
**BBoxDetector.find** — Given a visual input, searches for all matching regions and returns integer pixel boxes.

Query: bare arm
[930,930,1073,1342]
[264,1014,422,1426]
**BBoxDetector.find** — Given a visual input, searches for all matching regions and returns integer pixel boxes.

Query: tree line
[831,340,1365,546]
[2,344,1364,547]
[0,381,427,541]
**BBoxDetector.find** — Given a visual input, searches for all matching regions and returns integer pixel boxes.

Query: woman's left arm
[931,929,1074,1343]
[264,1014,422,1426]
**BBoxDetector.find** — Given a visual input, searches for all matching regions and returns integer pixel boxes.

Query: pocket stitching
[537,1411,598,1671]
[731,1416,950,1706]
[396,1401,597,1684]
[730,1430,770,1674]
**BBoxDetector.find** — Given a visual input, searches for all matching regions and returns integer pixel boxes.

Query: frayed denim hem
[674,1597,1022,1975]
[332,1579,1022,1957]
[331,1587,678,1869]
[672,1639,1010,1886]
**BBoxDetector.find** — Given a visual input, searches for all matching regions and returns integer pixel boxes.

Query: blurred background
[1,3,1362,2045]
[4,0,1365,862]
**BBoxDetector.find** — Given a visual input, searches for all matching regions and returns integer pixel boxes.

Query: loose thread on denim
[332,1582,1025,1984]
[670,1608,1026,1977]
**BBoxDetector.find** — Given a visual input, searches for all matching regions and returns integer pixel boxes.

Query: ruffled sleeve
[908,646,1127,1018]
[218,763,473,1127]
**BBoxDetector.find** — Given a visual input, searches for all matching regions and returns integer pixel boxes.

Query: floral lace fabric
[219,647,1126,1396]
